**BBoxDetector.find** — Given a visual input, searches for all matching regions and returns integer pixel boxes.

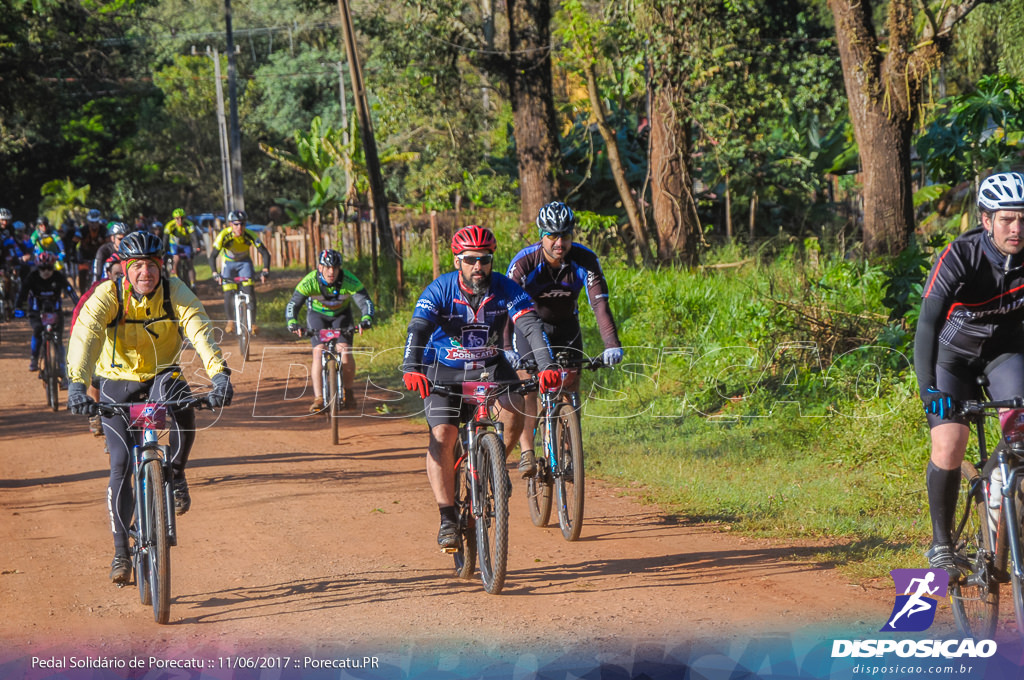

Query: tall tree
[506,0,560,229]
[827,0,994,256]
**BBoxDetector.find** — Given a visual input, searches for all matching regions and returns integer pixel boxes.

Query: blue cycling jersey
[409,271,536,370]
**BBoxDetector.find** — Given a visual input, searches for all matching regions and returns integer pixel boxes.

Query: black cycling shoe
[110,552,131,584]
[437,517,459,550]
[172,478,191,516]
[518,450,537,478]
[925,543,962,581]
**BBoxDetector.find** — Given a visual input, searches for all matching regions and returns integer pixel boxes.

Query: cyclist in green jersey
[164,208,200,287]
[286,249,374,412]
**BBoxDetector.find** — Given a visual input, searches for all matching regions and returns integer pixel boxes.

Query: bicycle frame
[121,404,179,551]
[976,405,1024,584]
[317,329,345,408]
[233,281,253,333]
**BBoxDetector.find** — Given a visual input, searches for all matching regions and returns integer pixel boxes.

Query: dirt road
[0,284,908,675]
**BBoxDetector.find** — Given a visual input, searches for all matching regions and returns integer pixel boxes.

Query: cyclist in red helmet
[401,224,562,549]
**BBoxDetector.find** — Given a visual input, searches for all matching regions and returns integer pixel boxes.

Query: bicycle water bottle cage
[1000,408,1024,445]
[129,403,168,430]
[319,329,343,342]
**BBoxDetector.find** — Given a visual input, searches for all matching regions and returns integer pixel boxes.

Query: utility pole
[337,0,394,263]
[225,0,244,212]
[195,46,233,218]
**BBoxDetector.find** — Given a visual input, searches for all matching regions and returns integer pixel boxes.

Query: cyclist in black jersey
[505,201,624,476]
[914,171,1024,578]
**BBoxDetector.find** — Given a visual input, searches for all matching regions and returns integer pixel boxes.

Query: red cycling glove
[403,371,430,399]
[538,369,562,392]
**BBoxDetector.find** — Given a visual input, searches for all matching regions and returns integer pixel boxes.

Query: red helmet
[37,252,57,267]
[451,225,496,255]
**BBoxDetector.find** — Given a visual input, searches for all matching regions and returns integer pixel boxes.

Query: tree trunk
[827,0,982,256]
[582,63,651,264]
[507,0,559,231]
[649,84,699,265]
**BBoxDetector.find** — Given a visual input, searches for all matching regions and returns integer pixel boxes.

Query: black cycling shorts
[423,359,517,429]
[929,348,1024,427]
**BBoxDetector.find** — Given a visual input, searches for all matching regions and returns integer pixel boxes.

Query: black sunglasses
[457,254,494,266]
[39,265,54,271]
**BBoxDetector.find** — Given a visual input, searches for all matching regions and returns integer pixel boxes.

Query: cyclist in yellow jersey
[66,231,233,584]
[164,208,200,288]
[211,210,270,334]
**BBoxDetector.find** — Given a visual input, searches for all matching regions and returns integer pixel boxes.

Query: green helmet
[172,208,186,218]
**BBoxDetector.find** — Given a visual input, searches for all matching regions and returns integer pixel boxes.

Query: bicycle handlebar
[959,397,1024,417]
[518,356,607,373]
[429,378,537,398]
[92,398,213,418]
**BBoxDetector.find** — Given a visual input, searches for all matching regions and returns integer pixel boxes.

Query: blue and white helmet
[978,172,1024,212]
[536,201,577,236]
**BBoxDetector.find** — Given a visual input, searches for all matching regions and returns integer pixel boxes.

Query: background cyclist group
[10,171,1021,586]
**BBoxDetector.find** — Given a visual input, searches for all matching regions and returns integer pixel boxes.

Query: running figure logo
[881,568,949,632]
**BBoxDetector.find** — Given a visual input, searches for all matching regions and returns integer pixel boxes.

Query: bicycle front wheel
[553,403,584,541]
[236,298,250,361]
[950,460,999,639]
[328,359,340,445]
[475,432,509,594]
[526,417,553,527]
[452,441,476,579]
[1011,480,1024,638]
[142,459,171,624]
[44,337,60,411]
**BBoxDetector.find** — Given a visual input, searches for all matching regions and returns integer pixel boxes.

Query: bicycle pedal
[441,546,458,554]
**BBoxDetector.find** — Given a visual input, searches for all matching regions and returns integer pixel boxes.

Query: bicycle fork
[993,459,1024,583]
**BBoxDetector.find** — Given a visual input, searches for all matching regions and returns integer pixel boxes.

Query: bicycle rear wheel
[44,337,59,411]
[475,432,509,594]
[452,441,476,579]
[950,460,999,639]
[328,358,340,445]
[142,459,171,624]
[526,416,553,527]
[553,403,584,541]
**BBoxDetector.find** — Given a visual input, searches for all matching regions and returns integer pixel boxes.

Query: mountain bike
[950,394,1024,640]
[304,325,360,445]
[171,244,196,290]
[91,398,211,625]
[37,303,64,412]
[431,376,531,595]
[521,355,606,541]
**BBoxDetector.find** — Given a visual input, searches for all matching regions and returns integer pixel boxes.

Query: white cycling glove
[601,347,624,366]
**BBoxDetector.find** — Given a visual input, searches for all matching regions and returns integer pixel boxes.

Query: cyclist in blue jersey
[914,171,1024,578]
[401,225,563,549]
[506,201,624,476]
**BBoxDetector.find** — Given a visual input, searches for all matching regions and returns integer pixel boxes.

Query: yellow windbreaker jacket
[67,277,228,384]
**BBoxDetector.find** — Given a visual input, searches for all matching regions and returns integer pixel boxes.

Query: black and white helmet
[228,210,247,224]
[536,201,577,236]
[978,172,1024,212]
[318,249,343,268]
[0,207,11,220]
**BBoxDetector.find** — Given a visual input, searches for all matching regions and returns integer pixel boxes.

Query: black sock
[440,505,457,524]
[926,461,960,546]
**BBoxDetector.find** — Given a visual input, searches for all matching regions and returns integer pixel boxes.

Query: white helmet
[978,172,1024,212]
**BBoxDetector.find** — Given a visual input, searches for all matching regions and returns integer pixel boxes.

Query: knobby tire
[44,336,59,412]
[143,459,171,624]
[452,442,476,579]
[526,413,554,527]
[1011,482,1024,638]
[328,359,340,445]
[950,460,999,640]
[553,403,584,541]
[236,297,250,362]
[475,432,509,594]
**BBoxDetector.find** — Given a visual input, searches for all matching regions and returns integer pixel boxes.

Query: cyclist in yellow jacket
[66,231,233,584]
[211,210,270,334]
